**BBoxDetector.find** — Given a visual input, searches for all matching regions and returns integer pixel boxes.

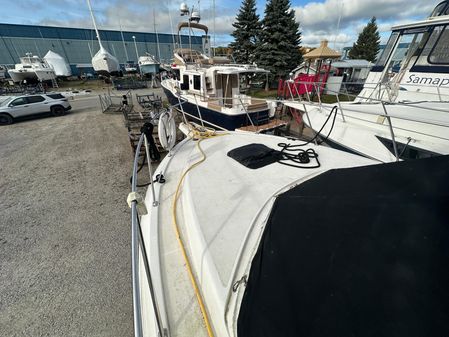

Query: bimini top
[238,154,449,337]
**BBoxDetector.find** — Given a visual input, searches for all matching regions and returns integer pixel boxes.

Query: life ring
[158,110,177,150]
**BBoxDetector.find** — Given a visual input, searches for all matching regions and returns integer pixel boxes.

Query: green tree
[349,17,380,62]
[229,0,262,64]
[256,0,302,84]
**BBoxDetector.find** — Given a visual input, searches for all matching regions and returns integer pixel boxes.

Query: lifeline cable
[286,105,339,147]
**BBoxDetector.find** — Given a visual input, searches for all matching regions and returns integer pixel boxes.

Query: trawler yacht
[284,1,449,162]
[8,53,56,83]
[161,18,282,131]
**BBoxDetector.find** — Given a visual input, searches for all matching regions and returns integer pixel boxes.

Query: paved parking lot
[0,95,134,336]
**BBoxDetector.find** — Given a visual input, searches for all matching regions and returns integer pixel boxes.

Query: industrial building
[0,23,204,76]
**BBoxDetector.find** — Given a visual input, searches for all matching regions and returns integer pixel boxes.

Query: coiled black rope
[277,144,321,169]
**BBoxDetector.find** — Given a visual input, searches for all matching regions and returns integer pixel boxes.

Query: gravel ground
[0,96,134,336]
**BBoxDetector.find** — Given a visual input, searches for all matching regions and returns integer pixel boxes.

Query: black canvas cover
[237,155,449,337]
[227,143,281,169]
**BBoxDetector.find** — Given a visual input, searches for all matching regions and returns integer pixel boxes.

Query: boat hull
[140,64,160,76]
[162,86,270,131]
[8,69,55,83]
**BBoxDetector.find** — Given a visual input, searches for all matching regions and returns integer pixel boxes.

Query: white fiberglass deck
[139,131,375,337]
[284,101,449,162]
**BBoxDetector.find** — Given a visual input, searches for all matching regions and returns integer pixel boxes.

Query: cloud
[294,0,439,48]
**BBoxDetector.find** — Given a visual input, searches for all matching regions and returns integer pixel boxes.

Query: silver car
[0,93,72,125]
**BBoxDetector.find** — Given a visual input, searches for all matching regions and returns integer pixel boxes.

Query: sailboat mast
[119,21,130,61]
[86,0,104,48]
[153,10,161,62]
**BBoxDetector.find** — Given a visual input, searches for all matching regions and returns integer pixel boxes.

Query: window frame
[26,95,46,104]
[9,97,28,107]
[427,25,449,65]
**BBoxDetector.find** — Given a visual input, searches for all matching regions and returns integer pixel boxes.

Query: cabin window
[414,25,449,67]
[193,75,201,90]
[373,32,399,71]
[181,74,189,90]
[386,29,430,73]
[429,26,449,64]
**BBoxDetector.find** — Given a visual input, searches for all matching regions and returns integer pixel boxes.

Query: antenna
[168,6,176,51]
[86,0,104,48]
[333,2,344,50]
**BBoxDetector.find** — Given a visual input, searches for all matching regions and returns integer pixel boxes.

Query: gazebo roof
[304,40,341,60]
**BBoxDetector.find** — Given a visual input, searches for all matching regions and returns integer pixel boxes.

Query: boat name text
[406,74,449,87]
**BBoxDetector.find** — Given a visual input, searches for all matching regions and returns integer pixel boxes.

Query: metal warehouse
[0,23,203,75]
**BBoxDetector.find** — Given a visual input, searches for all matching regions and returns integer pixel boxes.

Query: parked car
[0,93,71,125]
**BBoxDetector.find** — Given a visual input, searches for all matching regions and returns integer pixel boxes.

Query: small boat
[283,2,449,162]
[8,53,56,83]
[86,0,120,77]
[138,54,160,77]
[125,61,138,73]
[129,114,449,336]
[161,17,283,132]
[0,65,6,79]
[43,50,72,77]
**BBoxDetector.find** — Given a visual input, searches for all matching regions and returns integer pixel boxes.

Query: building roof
[304,40,341,60]
[332,59,373,68]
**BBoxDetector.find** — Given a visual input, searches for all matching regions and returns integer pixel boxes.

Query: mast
[120,21,130,61]
[86,0,104,49]
[213,0,216,57]
[153,10,161,62]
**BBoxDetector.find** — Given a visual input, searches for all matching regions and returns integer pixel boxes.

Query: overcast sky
[2,0,440,49]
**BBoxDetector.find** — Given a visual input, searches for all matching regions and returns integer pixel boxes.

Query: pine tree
[349,17,380,62]
[229,0,262,64]
[256,0,302,84]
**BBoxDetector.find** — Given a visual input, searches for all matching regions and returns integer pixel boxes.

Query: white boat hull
[285,101,449,162]
[8,69,56,83]
[92,47,120,76]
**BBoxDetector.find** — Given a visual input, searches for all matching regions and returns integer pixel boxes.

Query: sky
[2,0,441,50]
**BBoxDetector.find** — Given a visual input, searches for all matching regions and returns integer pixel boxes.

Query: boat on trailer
[283,1,449,162]
[129,110,449,336]
[161,19,283,132]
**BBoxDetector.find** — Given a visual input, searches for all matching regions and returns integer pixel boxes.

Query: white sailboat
[86,0,120,77]
[43,50,72,77]
[283,1,449,162]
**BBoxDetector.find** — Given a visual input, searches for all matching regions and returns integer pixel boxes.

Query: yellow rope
[171,125,227,337]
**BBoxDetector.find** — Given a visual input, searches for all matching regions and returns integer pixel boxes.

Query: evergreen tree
[349,17,380,62]
[256,0,302,83]
[229,0,262,64]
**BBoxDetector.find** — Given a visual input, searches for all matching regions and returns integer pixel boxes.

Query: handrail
[283,79,449,120]
[130,134,167,337]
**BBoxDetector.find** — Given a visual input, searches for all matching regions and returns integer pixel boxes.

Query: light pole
[132,36,139,62]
